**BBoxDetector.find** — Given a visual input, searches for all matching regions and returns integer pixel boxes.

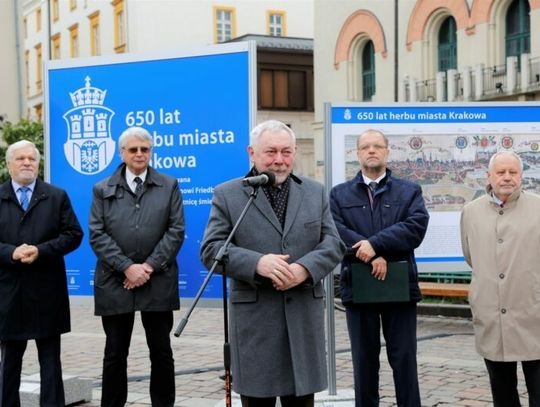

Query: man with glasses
[89,126,185,407]
[0,140,83,406]
[330,129,429,407]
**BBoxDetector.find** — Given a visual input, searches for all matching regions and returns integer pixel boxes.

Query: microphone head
[261,171,276,187]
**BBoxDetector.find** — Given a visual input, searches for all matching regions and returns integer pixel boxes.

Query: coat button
[499,273,505,279]
[285,297,292,303]
[135,204,140,208]
[499,210,504,215]
[501,308,507,314]
[498,238,503,244]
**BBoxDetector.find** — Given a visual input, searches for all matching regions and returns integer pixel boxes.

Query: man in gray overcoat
[89,126,185,407]
[200,120,345,407]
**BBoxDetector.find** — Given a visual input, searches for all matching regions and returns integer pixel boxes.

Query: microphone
[242,171,275,187]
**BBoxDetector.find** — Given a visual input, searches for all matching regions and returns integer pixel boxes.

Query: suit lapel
[246,186,283,233]
[282,180,304,237]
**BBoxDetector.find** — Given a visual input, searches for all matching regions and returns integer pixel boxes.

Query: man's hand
[274,263,309,291]
[256,254,294,289]
[142,262,154,275]
[12,244,39,264]
[371,256,387,281]
[123,264,150,289]
[352,240,376,262]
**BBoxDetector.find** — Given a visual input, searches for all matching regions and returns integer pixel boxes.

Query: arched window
[362,41,375,101]
[438,17,457,72]
[505,0,530,60]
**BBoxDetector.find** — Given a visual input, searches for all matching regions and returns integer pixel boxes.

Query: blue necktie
[19,186,30,211]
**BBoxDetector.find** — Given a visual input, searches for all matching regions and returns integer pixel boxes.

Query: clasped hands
[352,240,387,281]
[12,244,39,264]
[257,254,309,291]
[123,262,154,290]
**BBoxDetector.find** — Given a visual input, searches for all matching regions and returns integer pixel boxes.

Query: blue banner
[46,43,254,298]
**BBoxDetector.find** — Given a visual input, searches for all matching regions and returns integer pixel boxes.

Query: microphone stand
[174,185,262,407]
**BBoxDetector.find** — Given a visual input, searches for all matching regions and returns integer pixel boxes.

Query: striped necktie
[134,177,143,195]
[19,186,30,211]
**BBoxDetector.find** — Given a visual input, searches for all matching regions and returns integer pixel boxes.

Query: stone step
[20,374,93,407]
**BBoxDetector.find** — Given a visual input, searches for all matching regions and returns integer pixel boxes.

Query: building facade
[313,0,540,179]
[17,0,315,176]
[0,0,22,126]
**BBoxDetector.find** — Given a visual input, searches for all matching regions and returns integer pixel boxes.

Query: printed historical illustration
[345,133,540,211]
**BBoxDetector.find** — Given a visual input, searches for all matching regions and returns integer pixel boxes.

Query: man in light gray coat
[200,120,345,407]
[89,126,185,407]
[461,151,540,407]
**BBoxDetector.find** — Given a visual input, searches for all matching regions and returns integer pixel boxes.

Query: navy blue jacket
[330,170,429,303]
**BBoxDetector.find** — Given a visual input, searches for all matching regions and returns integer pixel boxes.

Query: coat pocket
[230,288,258,303]
[312,283,325,298]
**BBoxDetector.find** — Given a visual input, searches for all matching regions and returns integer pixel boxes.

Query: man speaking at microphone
[201,120,345,407]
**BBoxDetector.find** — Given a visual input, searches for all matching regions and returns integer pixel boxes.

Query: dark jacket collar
[353,168,392,188]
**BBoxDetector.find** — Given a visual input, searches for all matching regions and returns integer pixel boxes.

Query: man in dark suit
[0,139,83,406]
[89,126,185,407]
[201,120,345,407]
[330,129,429,407]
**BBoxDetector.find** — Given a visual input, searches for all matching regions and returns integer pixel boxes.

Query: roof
[227,34,313,53]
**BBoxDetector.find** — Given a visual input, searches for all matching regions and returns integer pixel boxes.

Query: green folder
[352,261,410,303]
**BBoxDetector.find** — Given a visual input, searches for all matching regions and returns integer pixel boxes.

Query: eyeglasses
[358,144,387,151]
[124,146,150,154]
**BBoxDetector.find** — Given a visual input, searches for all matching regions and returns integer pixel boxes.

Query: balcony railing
[404,54,540,102]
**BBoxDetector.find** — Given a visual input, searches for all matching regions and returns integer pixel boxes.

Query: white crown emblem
[63,76,116,175]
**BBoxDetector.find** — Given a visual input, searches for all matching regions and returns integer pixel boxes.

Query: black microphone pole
[174,185,262,407]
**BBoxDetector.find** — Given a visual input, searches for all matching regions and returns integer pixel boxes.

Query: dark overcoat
[0,178,83,340]
[200,174,345,397]
[89,164,185,316]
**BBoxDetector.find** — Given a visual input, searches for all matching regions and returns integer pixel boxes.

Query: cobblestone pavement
[19,299,529,406]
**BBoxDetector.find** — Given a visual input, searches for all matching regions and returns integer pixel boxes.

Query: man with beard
[201,120,345,406]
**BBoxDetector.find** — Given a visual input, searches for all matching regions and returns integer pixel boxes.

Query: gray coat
[200,174,345,397]
[89,164,185,316]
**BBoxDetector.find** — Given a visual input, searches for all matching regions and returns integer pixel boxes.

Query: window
[506,0,530,61]
[70,0,77,11]
[214,7,236,43]
[35,104,43,122]
[361,41,375,101]
[112,0,126,53]
[267,10,286,37]
[52,0,59,22]
[35,44,42,93]
[69,24,79,58]
[36,7,41,32]
[51,33,61,59]
[259,69,308,110]
[438,17,457,71]
[89,12,100,56]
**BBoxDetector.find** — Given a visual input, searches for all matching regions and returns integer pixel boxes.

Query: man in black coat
[0,140,83,406]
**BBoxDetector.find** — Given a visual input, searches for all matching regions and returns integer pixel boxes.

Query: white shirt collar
[125,168,147,193]
[362,171,386,186]
[12,179,37,195]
